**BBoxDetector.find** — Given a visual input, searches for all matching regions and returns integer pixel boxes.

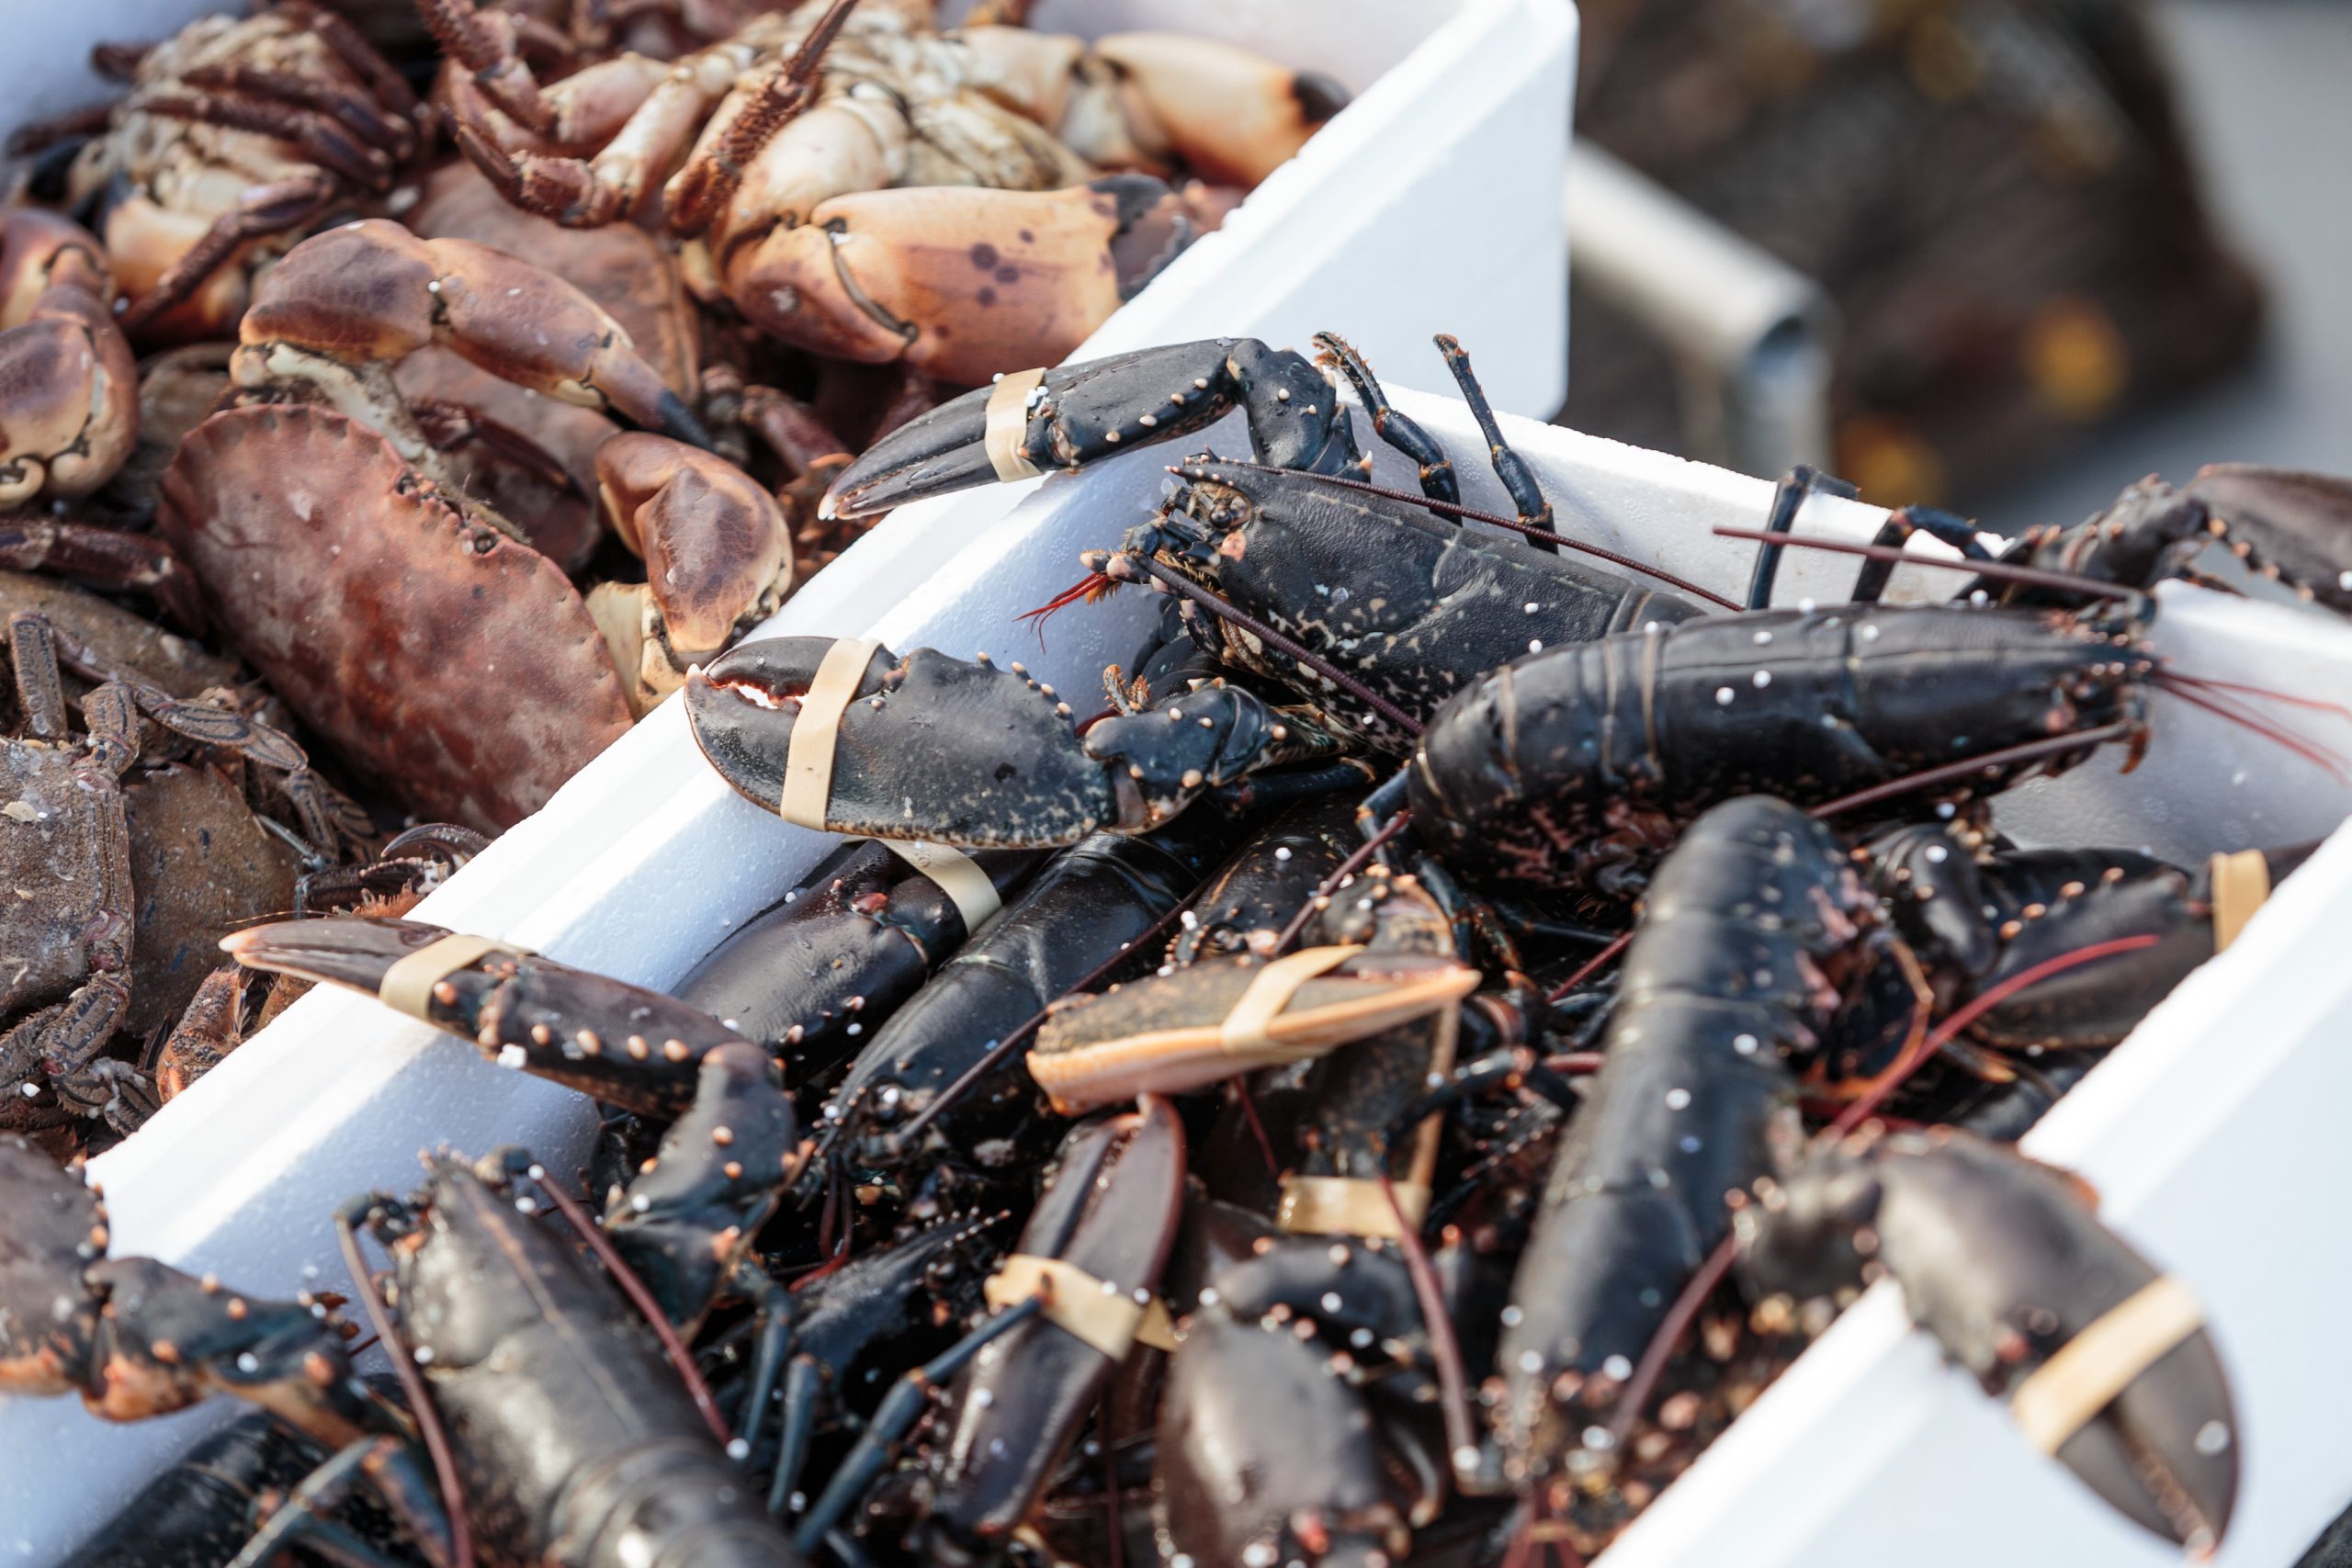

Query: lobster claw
[1030,946,1479,1114]
[1738,1129,2239,1551]
[921,1096,1188,1546]
[686,636,1122,846]
[823,337,1247,519]
[220,916,750,1117]
[2186,463,2352,614]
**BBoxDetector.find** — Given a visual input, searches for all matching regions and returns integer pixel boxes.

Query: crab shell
[158,403,633,830]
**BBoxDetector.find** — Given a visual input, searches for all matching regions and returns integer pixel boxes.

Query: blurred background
[1555,0,2346,535]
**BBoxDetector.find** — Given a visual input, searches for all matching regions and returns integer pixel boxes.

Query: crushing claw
[220,916,751,1116]
[687,635,1335,846]
[1737,1128,2238,1550]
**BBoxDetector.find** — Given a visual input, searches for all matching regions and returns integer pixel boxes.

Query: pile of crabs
[12,322,2352,1568]
[0,0,1346,1151]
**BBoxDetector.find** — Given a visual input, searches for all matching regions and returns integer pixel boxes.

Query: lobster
[1487,797,2239,1550]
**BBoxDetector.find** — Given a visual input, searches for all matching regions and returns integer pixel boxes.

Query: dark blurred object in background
[1562,0,2264,506]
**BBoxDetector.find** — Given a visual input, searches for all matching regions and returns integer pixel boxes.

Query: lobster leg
[789,1295,1048,1552]
[1743,464,1860,610]
[1436,333,1558,553]
[1849,504,1995,605]
[1315,330,1457,502]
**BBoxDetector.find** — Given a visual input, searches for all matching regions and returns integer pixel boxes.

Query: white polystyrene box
[0,0,1578,1558]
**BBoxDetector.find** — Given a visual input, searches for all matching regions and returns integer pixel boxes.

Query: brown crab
[46,0,424,340]
[440,0,1342,383]
[158,220,797,829]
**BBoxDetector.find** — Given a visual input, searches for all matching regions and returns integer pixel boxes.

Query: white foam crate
[0,0,1577,1557]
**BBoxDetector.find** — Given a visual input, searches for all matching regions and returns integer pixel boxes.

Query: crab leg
[0,517,204,631]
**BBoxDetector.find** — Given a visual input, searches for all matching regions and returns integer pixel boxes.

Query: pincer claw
[221,916,750,1116]
[1737,1129,2239,1550]
[687,635,1117,846]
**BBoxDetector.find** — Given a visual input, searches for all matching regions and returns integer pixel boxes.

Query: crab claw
[686,635,1122,846]
[591,434,792,712]
[1031,947,1479,1114]
[236,220,712,449]
[724,175,1194,391]
[220,916,752,1117]
[0,211,139,512]
[1738,1129,2238,1551]
[1077,33,1350,187]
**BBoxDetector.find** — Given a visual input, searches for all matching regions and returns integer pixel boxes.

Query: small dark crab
[2,611,348,1129]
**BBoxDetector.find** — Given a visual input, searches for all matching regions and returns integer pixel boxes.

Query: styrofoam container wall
[0,1,1577,1559]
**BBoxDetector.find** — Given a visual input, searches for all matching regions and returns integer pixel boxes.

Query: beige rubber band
[2010,1275,2206,1455]
[1277,1175,1431,1239]
[379,932,529,1021]
[870,838,1002,933]
[1217,945,1363,1056]
[779,637,881,829]
[984,367,1047,483]
[2209,850,2271,953]
[984,1253,1177,1358]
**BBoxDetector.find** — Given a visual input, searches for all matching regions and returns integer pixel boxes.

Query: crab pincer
[232,219,712,449]
[220,915,753,1117]
[1737,1128,2239,1550]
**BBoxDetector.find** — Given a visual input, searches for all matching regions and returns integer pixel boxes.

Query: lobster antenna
[1209,459,1743,612]
[2150,674,2348,782]
[1017,570,1120,642]
[336,1211,476,1568]
[1807,722,2138,819]
[1379,1169,1486,1494]
[526,1168,733,1447]
[1544,930,1633,1003]
[2156,671,2352,723]
[1708,526,2138,602]
[1122,553,1426,736]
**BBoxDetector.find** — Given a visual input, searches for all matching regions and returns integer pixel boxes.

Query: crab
[156,220,800,829]
[0,603,342,1135]
[441,0,1346,383]
[43,0,424,340]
